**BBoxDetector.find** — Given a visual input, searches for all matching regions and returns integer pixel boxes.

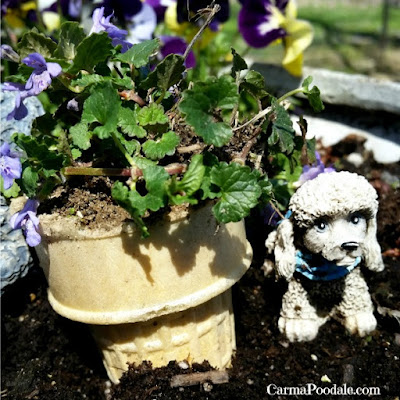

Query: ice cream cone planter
[34,203,253,383]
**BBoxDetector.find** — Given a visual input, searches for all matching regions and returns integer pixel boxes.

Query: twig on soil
[232,106,271,132]
[233,126,263,164]
[177,143,205,154]
[170,370,229,388]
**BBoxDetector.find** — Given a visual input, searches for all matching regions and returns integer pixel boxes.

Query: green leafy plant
[1,15,323,242]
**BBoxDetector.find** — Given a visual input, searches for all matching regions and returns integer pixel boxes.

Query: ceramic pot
[34,203,253,383]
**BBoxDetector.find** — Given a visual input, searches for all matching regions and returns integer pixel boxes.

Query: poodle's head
[268,171,384,280]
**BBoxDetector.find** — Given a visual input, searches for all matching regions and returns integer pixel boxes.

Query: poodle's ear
[363,216,384,272]
[269,218,297,280]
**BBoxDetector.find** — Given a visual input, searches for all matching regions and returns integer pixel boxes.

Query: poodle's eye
[350,213,364,225]
[315,220,328,232]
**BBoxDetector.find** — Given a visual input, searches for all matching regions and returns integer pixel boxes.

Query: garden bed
[1,139,399,399]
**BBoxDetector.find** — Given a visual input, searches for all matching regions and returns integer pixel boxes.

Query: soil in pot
[1,138,399,399]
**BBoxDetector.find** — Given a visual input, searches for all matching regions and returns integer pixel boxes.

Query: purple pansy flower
[146,0,173,23]
[238,0,287,48]
[238,0,313,76]
[160,36,196,68]
[100,0,142,21]
[126,3,157,45]
[38,0,82,18]
[90,7,133,53]
[10,199,41,247]
[0,142,22,190]
[23,53,62,96]
[297,151,335,186]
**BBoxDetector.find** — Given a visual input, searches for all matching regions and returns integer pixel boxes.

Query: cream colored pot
[34,203,252,383]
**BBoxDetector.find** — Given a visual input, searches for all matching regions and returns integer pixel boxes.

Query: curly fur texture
[289,171,379,229]
[266,171,384,342]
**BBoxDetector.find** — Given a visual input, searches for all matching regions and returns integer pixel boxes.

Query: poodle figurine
[265,171,384,342]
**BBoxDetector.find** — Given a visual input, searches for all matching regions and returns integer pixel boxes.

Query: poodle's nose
[341,242,359,251]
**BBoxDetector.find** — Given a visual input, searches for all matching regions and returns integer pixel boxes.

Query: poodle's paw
[262,259,275,276]
[344,311,377,336]
[278,317,326,342]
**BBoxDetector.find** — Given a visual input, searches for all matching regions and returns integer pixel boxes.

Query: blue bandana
[295,250,361,281]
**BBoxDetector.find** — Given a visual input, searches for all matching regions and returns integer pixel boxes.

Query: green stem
[63,163,187,178]
[111,131,136,167]
[57,75,85,93]
[277,87,306,104]
[155,89,166,105]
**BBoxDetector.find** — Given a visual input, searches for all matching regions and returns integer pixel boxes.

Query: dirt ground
[1,139,399,400]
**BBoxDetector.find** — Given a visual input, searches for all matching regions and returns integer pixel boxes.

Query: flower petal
[126,3,156,44]
[43,11,60,31]
[282,19,313,76]
[145,0,173,22]
[90,7,105,34]
[0,142,11,156]
[2,175,14,189]
[22,52,47,71]
[160,36,195,68]
[26,70,52,94]
[2,155,22,177]
[7,98,28,121]
[2,82,26,92]
[238,1,286,48]
[10,210,25,229]
[46,62,62,78]
[24,219,41,246]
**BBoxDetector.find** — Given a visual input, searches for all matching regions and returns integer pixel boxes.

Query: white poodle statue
[265,171,385,342]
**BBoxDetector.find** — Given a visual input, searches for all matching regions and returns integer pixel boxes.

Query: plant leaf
[268,99,295,154]
[69,122,92,150]
[14,134,65,172]
[137,103,169,126]
[302,76,324,112]
[111,181,150,238]
[141,54,185,91]
[129,165,170,215]
[118,106,147,138]
[115,39,160,68]
[179,76,238,147]
[82,82,120,139]
[71,148,82,160]
[20,166,39,198]
[210,162,261,223]
[142,131,179,160]
[71,73,106,87]
[231,48,247,78]
[258,175,273,204]
[18,30,57,59]
[68,32,113,74]
[54,22,86,60]
[240,70,269,98]
[167,154,205,204]
[0,178,20,198]
[114,131,139,156]
[200,152,220,200]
